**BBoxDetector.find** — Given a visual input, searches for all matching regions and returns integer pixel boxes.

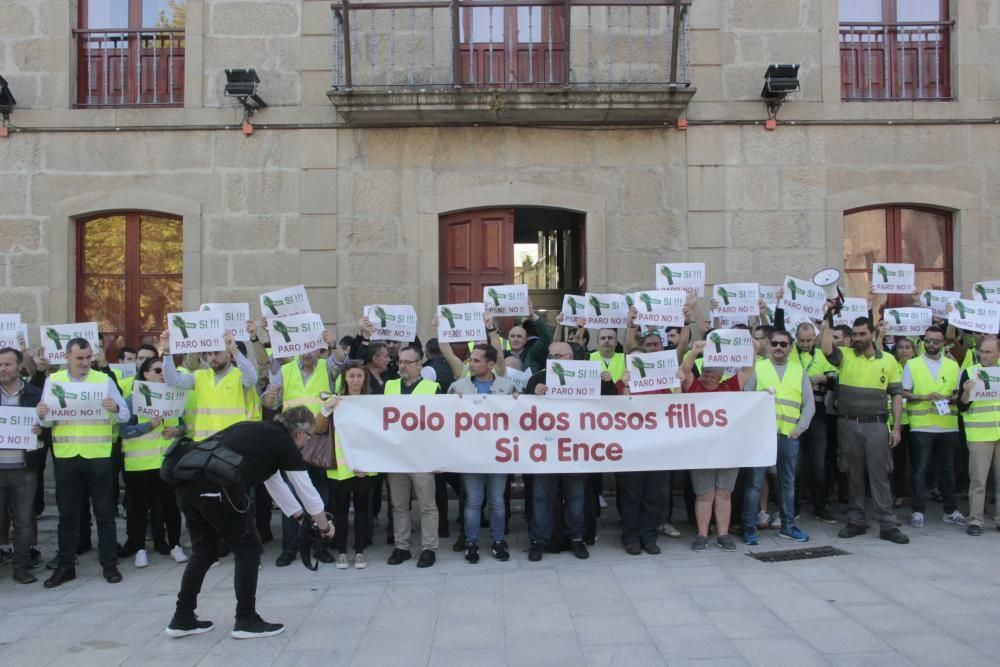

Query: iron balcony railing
[839,21,952,101]
[74,28,185,108]
[330,0,691,90]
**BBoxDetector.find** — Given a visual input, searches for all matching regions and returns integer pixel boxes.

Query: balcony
[327,0,695,126]
[839,21,952,101]
[74,28,185,108]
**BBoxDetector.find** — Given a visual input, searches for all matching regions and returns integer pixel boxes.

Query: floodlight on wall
[760,64,799,130]
[0,75,15,139]
[224,68,267,135]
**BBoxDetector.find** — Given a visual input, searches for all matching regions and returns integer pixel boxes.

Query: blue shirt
[472,378,495,394]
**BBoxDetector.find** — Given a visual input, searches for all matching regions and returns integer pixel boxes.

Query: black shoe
[275,551,296,567]
[465,543,480,564]
[13,569,37,584]
[44,566,76,588]
[571,540,590,560]
[387,548,412,565]
[452,534,467,552]
[75,541,93,556]
[165,617,214,638]
[417,549,436,568]
[103,563,123,583]
[232,615,284,640]
[491,540,510,562]
[528,542,544,562]
[624,543,642,555]
[27,548,42,569]
[642,543,661,555]
[814,507,837,524]
[314,548,335,564]
[967,525,982,536]
[879,527,909,544]
[838,524,867,539]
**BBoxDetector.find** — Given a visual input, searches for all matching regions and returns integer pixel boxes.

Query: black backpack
[161,433,245,487]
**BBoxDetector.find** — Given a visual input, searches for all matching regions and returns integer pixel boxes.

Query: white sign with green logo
[167,311,227,355]
[757,285,780,323]
[199,302,251,341]
[917,290,960,318]
[42,380,108,421]
[780,275,826,321]
[0,314,21,349]
[483,284,529,317]
[882,307,932,336]
[833,297,869,327]
[267,312,327,359]
[0,407,40,450]
[948,298,1000,335]
[39,322,101,364]
[655,262,705,296]
[109,363,138,381]
[561,295,587,322]
[632,290,686,327]
[545,359,601,399]
[584,293,630,329]
[972,281,1000,304]
[871,263,915,294]
[970,367,1000,402]
[259,284,312,318]
[704,328,755,368]
[132,381,189,419]
[710,282,759,327]
[365,304,418,342]
[438,303,487,343]
[626,350,680,393]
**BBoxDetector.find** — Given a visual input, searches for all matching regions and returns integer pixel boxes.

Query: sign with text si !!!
[627,350,680,394]
[780,275,826,321]
[42,381,108,421]
[871,263,915,294]
[267,312,327,359]
[199,303,251,342]
[948,298,1000,335]
[833,297,868,327]
[632,290,686,327]
[438,303,486,343]
[656,262,705,296]
[0,314,21,349]
[704,328,755,368]
[39,322,100,364]
[561,294,587,321]
[546,359,601,399]
[711,282,759,327]
[973,281,1000,304]
[584,293,629,329]
[365,304,418,343]
[917,290,960,318]
[757,285,780,323]
[0,407,40,450]
[259,285,311,318]
[882,307,932,336]
[167,311,227,355]
[483,284,529,317]
[132,381,189,419]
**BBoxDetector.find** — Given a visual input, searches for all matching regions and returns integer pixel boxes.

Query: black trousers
[616,471,666,546]
[435,472,461,534]
[330,475,375,553]
[55,456,118,567]
[175,481,261,623]
[124,469,181,552]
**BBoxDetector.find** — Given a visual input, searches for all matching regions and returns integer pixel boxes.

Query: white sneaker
[660,523,681,538]
[910,511,925,528]
[943,510,967,526]
[335,553,349,569]
[354,552,367,569]
[756,511,770,529]
[170,545,189,563]
[134,549,148,568]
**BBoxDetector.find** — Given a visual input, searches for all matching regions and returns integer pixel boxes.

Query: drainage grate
[746,546,849,563]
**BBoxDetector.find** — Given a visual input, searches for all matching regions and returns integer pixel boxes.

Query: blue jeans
[529,475,585,545]
[461,473,506,544]
[743,434,800,529]
[909,430,960,515]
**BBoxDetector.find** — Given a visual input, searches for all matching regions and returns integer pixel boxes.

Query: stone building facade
[0,0,997,341]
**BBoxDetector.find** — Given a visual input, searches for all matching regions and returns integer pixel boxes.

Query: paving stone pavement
[3,500,1000,666]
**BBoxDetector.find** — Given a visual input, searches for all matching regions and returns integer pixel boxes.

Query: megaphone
[813,268,845,315]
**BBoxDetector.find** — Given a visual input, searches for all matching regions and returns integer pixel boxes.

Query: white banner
[133,381,189,419]
[949,298,1000,335]
[833,297,868,327]
[334,394,777,473]
[656,263,706,296]
[438,303,486,343]
[40,322,101,364]
[0,407,39,450]
[973,281,1000,304]
[632,290,686,327]
[871,263,916,294]
[365,305,418,343]
[484,284,529,317]
[108,363,137,382]
[780,275,826,321]
[969,367,1000,402]
[561,295,587,321]
[42,380,108,421]
[704,329,755,367]
[267,312,327,359]
[627,350,680,394]
[0,314,21,349]
[546,360,601,399]
[882,308,932,336]
[168,311,227,354]
[199,303,251,342]
[584,293,629,329]
[260,285,311,318]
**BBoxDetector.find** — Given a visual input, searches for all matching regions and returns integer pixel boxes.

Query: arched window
[843,205,953,306]
[76,212,183,352]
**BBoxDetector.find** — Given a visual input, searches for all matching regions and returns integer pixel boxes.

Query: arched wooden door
[439,208,515,304]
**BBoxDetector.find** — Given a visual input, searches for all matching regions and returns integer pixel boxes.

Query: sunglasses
[770,341,790,348]
[150,367,164,373]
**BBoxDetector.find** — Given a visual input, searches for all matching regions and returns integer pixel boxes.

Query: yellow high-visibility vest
[281,359,331,414]
[327,431,377,481]
[906,355,959,431]
[964,364,1000,443]
[755,360,803,437]
[123,415,180,472]
[591,352,626,383]
[191,367,255,441]
[384,378,440,395]
[49,370,114,459]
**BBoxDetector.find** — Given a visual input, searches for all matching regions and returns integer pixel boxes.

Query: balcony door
[458,3,565,86]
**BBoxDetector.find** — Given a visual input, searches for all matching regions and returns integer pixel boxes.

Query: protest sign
[199,303,250,342]
[632,290,686,327]
[546,360,601,399]
[108,363,137,382]
[561,295,587,321]
[626,350,680,394]
[42,380,108,421]
[483,284,529,317]
[948,298,1000,335]
[780,275,826,320]
[655,263,706,296]
[712,283,759,320]
[267,313,327,359]
[365,305,418,342]
[871,263,916,294]
[972,281,1000,304]
[0,314,20,349]
[438,303,487,343]
[917,290,960,318]
[0,407,39,450]
[833,298,868,327]
[167,311,227,354]
[132,381,189,419]
[704,328,755,368]
[504,368,531,393]
[758,285,780,322]
[882,307,933,336]
[39,322,100,364]
[969,367,1000,402]
[259,285,311,318]
[584,293,629,329]
[334,393,777,473]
